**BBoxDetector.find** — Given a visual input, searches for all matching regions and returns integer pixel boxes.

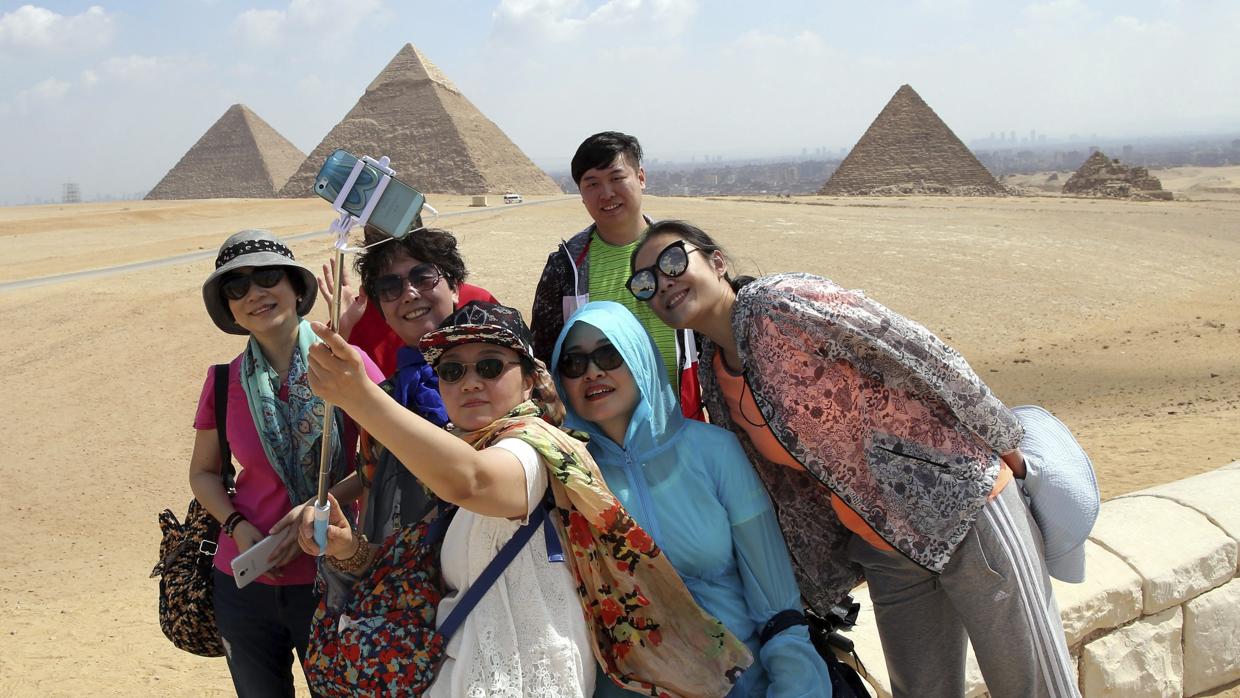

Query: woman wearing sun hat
[188,228,383,696]
[303,301,753,697]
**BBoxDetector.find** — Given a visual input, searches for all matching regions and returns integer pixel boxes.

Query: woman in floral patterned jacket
[628,220,1079,698]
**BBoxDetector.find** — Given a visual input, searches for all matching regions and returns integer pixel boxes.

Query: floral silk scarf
[241,319,345,506]
[458,401,751,698]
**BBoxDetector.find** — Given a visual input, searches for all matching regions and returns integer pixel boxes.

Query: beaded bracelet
[327,531,370,573]
[222,511,247,537]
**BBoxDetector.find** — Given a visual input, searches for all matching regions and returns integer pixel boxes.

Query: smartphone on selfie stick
[310,150,425,554]
[313,149,427,240]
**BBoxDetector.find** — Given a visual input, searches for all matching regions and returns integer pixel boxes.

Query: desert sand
[1,192,1237,695]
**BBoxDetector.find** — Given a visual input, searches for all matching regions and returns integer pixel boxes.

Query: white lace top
[427,438,595,698]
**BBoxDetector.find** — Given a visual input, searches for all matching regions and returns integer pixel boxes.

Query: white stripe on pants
[848,483,1080,698]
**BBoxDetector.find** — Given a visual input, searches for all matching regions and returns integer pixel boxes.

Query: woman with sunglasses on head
[303,301,753,697]
[317,224,498,377]
[628,221,1078,698]
[552,301,833,697]
[189,229,383,696]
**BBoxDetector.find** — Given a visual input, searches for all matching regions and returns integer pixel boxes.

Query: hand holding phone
[230,531,286,588]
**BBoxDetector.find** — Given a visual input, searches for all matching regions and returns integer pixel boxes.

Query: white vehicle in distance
[503,193,523,204]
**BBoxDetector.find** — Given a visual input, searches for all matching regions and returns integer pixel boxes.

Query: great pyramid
[146,104,306,199]
[279,43,559,197]
[820,85,1002,196]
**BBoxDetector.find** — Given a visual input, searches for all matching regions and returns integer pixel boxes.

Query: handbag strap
[760,609,809,645]
[437,490,561,641]
[213,364,237,491]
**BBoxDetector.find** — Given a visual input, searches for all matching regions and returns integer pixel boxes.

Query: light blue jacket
[553,302,831,698]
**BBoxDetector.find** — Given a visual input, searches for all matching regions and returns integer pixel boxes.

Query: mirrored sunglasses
[435,358,523,384]
[558,343,624,379]
[626,240,704,301]
[374,264,441,303]
[221,267,287,301]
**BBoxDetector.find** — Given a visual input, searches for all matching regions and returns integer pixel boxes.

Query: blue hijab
[552,302,832,698]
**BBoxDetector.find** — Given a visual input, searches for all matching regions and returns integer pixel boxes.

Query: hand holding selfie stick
[312,155,397,554]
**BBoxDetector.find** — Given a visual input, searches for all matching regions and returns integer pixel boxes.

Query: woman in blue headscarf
[552,301,832,697]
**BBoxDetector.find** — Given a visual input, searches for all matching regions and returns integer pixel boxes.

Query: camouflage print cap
[418,301,536,366]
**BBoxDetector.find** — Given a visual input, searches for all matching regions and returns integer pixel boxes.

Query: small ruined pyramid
[1062,151,1172,200]
[279,44,559,197]
[820,85,1002,196]
[146,104,306,199]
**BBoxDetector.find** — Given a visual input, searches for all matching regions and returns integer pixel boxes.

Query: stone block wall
[838,461,1240,697]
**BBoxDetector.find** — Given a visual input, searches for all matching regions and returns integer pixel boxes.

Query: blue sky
[2,0,1237,203]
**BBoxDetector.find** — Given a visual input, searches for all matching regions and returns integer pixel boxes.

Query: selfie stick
[312,155,397,554]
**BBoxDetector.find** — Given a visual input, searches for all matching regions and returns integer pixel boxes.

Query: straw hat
[201,229,316,335]
[1012,405,1100,583]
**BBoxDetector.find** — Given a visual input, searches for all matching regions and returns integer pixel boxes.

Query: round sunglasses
[221,267,287,301]
[558,344,624,379]
[435,358,523,384]
[626,240,706,301]
[373,264,442,303]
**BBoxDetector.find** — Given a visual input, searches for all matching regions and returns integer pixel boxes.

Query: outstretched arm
[305,321,529,519]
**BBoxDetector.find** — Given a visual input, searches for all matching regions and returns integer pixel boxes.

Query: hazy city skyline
[3,1,1238,204]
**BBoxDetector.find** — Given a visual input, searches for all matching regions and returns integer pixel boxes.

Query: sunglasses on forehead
[373,264,442,303]
[626,239,707,301]
[558,343,624,379]
[222,267,287,301]
[435,358,524,384]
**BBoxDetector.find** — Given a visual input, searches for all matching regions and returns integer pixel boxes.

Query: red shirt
[351,282,498,375]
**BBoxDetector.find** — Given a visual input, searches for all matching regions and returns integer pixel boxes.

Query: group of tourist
[187,131,1081,697]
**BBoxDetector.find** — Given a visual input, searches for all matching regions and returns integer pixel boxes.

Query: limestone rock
[1052,540,1143,647]
[819,85,1003,196]
[1062,151,1173,201]
[1126,467,1240,569]
[146,104,305,199]
[1081,606,1183,698]
[1089,496,1237,614]
[1183,578,1240,696]
[279,44,559,197]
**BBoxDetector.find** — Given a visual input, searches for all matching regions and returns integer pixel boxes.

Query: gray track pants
[848,483,1080,698]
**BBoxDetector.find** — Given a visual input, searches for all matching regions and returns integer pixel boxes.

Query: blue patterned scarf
[241,319,345,505]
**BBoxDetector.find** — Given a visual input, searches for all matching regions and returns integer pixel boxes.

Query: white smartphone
[230,532,285,589]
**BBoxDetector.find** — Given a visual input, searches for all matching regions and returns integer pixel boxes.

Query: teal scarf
[241,319,345,506]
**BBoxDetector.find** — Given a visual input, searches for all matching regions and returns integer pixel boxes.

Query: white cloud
[1022,0,1091,23]
[491,0,699,43]
[233,9,285,48]
[95,54,208,86]
[0,5,114,53]
[15,77,70,112]
[733,30,828,57]
[232,0,383,48]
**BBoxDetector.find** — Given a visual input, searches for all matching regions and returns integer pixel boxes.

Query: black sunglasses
[626,240,705,301]
[221,267,287,301]
[558,343,624,379]
[373,264,442,303]
[435,358,523,384]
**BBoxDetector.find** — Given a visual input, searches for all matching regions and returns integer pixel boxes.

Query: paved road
[0,196,572,293]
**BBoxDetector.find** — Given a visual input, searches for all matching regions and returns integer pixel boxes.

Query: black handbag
[762,597,872,698]
[807,599,872,698]
[150,364,235,657]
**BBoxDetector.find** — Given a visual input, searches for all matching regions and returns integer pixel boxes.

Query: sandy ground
[1,192,1238,695]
